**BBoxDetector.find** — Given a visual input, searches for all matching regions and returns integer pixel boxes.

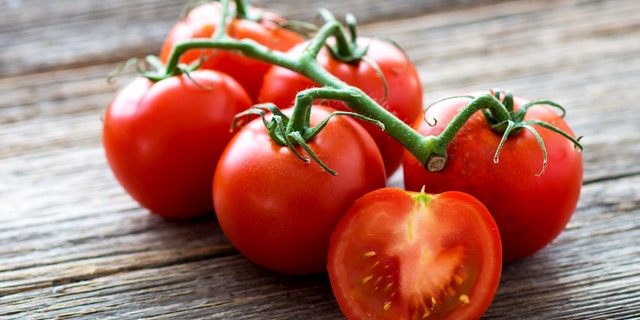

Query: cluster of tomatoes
[102,1,583,319]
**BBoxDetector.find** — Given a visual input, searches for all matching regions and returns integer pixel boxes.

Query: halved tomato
[328,188,502,319]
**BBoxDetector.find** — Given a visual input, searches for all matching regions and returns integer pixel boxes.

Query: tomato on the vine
[257,38,423,175]
[403,93,583,262]
[159,2,304,101]
[328,188,502,320]
[103,70,252,219]
[213,105,386,275]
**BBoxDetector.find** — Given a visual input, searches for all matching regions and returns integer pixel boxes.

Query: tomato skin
[328,188,502,320]
[257,38,423,176]
[103,70,252,219]
[403,94,583,262]
[159,2,304,102]
[213,106,386,275]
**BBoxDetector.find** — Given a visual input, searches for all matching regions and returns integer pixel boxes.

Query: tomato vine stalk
[141,0,582,175]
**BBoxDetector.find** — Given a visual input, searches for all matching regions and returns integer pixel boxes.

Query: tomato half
[159,2,304,101]
[403,93,583,262]
[103,70,252,219]
[328,188,502,320]
[213,105,387,275]
[257,38,423,176]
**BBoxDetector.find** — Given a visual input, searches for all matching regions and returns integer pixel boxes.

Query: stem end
[425,154,447,172]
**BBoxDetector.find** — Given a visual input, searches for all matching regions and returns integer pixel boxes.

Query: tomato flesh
[328,188,502,319]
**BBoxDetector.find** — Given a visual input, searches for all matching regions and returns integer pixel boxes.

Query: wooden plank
[260,0,510,24]
[1,0,640,319]
[1,173,638,319]
[0,0,505,77]
[0,0,184,76]
[0,255,340,319]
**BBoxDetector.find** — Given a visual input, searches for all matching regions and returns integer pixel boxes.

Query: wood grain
[1,0,639,319]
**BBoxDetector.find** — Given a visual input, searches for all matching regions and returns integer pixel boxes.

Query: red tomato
[328,188,502,320]
[213,105,387,275]
[257,38,423,176]
[103,70,252,219]
[159,2,304,101]
[403,93,583,262]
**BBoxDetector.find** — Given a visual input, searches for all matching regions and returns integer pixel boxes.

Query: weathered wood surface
[1,0,639,319]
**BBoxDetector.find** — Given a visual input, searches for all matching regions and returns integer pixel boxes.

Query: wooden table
[2,0,639,318]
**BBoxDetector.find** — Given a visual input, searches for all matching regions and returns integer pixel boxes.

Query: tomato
[103,70,252,219]
[328,188,502,320]
[403,93,583,262]
[159,2,304,102]
[257,38,423,176]
[213,105,386,275]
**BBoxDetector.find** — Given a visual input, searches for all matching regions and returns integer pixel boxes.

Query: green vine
[123,1,582,175]
[424,89,583,176]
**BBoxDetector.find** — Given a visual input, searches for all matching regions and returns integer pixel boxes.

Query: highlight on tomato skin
[159,2,304,102]
[327,188,502,320]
